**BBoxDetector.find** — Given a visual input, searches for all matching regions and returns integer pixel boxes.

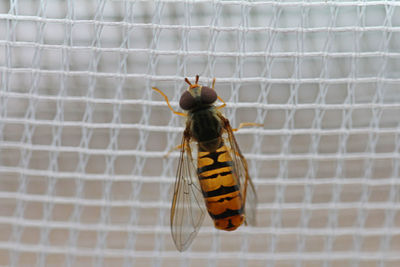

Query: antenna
[184,78,192,86]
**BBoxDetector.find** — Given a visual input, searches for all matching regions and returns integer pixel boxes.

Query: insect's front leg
[232,122,263,132]
[152,87,187,117]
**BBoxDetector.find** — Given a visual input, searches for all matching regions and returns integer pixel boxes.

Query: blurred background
[0,0,400,266]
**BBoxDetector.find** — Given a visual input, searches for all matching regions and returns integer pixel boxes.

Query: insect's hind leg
[152,87,187,117]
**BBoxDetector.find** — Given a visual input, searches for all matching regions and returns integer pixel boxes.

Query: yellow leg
[164,144,182,158]
[211,78,216,90]
[152,87,187,117]
[216,96,226,109]
[210,78,226,109]
[232,122,263,132]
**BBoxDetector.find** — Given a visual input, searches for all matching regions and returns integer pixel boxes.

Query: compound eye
[201,86,217,105]
[179,91,195,110]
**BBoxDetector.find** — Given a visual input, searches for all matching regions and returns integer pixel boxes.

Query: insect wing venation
[218,114,258,226]
[170,133,205,252]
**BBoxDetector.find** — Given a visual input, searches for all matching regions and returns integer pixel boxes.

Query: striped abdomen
[197,143,244,231]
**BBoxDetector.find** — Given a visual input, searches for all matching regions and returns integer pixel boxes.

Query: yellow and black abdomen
[197,143,244,231]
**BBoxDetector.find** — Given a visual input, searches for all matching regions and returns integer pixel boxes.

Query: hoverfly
[152,75,261,251]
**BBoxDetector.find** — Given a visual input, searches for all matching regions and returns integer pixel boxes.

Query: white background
[0,1,400,266]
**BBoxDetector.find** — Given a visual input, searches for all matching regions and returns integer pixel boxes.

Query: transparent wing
[170,130,205,252]
[218,113,258,226]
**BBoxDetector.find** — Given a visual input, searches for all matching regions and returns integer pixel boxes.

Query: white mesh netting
[1,0,400,266]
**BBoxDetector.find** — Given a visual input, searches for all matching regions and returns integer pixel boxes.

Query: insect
[152,75,260,251]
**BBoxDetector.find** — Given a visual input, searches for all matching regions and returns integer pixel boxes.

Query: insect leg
[210,78,226,109]
[232,122,263,132]
[152,87,187,117]
[216,96,226,109]
[163,144,183,158]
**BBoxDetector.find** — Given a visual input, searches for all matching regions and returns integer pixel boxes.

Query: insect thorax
[189,107,222,152]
